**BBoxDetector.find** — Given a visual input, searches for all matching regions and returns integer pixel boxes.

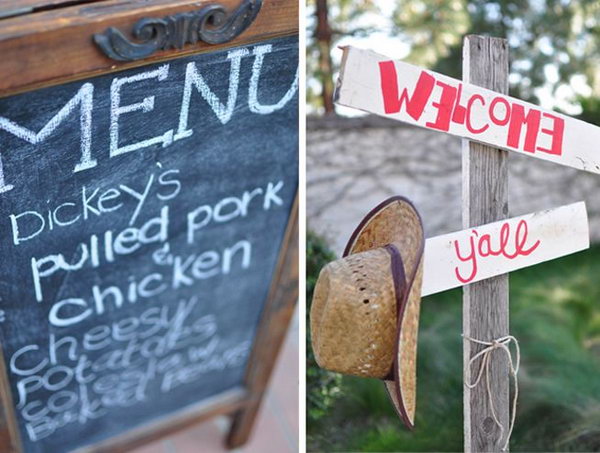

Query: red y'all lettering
[454,231,478,283]
[453,219,541,284]
[379,62,435,119]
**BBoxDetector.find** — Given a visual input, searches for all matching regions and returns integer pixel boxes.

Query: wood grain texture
[462,35,510,453]
[0,347,20,453]
[227,195,298,448]
[0,1,105,19]
[423,202,589,297]
[0,0,298,97]
[76,388,247,453]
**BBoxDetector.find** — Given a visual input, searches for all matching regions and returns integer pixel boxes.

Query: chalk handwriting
[0,43,298,195]
[249,45,299,115]
[110,65,174,157]
[175,48,249,140]
[0,40,296,448]
[8,295,252,442]
[0,83,95,194]
[9,164,181,246]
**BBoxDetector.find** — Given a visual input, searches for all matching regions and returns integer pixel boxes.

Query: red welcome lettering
[489,97,511,126]
[379,62,435,119]
[425,80,458,132]
[465,94,489,134]
[377,61,566,158]
[454,220,540,284]
[507,104,541,153]
[536,113,564,156]
[451,83,467,125]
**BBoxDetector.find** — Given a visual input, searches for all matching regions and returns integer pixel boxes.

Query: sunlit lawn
[308,244,600,452]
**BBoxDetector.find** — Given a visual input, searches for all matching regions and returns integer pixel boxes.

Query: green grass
[307,244,600,452]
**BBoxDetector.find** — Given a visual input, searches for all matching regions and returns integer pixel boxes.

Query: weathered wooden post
[462,35,510,452]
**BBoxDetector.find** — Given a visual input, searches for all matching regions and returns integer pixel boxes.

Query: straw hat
[311,196,424,429]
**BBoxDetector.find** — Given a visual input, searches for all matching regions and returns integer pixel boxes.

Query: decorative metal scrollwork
[93,0,262,62]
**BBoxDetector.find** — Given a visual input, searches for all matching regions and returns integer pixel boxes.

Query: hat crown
[310,248,398,379]
[309,197,425,429]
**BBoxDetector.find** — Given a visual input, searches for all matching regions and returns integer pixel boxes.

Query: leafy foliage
[306,0,380,113]
[307,0,600,112]
[306,231,343,423]
[577,95,600,125]
[395,0,600,104]
[392,0,469,72]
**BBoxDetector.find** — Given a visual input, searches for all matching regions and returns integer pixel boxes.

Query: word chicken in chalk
[18,175,285,327]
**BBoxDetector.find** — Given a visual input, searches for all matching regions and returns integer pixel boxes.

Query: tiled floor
[132,309,299,453]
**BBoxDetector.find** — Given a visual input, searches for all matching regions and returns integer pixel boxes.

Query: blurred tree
[307,0,380,114]
[393,0,600,105]
[578,96,600,124]
[306,231,342,424]
[315,0,335,114]
[307,0,600,113]
[392,0,469,76]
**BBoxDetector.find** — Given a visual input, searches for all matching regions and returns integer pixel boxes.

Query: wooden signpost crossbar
[335,34,597,452]
[336,44,600,175]
[421,201,589,297]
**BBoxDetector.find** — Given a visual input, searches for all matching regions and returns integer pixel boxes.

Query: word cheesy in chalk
[8,296,250,442]
[0,43,299,194]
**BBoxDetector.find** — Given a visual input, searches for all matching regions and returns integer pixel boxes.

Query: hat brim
[344,196,424,430]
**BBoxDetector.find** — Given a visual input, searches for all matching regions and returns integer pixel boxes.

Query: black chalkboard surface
[0,35,298,453]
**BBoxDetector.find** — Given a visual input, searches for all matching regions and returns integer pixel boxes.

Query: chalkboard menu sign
[0,34,298,452]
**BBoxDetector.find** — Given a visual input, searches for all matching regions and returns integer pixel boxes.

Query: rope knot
[462,334,521,452]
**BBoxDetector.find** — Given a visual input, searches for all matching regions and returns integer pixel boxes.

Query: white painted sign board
[422,202,589,296]
[336,46,600,174]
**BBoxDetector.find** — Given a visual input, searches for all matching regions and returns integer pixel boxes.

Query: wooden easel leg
[0,347,21,453]
[226,400,261,448]
[226,198,299,449]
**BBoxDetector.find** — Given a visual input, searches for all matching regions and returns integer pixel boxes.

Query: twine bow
[463,335,520,451]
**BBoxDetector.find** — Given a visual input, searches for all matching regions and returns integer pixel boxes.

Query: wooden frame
[0,1,298,451]
[0,0,298,97]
